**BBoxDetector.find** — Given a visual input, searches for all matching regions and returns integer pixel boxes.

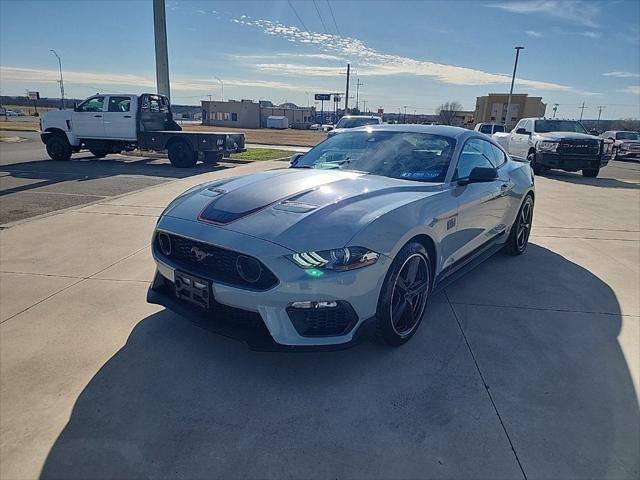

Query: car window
[479,124,492,134]
[534,120,588,134]
[524,120,533,133]
[456,138,496,178]
[493,125,505,133]
[294,131,456,183]
[617,132,639,140]
[491,144,506,167]
[108,96,131,113]
[141,95,170,113]
[335,117,380,128]
[76,96,105,113]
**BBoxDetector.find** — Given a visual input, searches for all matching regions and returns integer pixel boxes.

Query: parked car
[474,123,506,135]
[601,130,640,160]
[40,93,245,167]
[148,125,535,349]
[500,118,608,177]
[5,109,19,116]
[309,123,322,130]
[327,115,383,137]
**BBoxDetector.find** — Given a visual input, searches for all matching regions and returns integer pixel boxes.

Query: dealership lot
[0,156,639,478]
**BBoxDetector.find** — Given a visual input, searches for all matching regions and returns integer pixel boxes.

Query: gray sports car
[148,125,535,349]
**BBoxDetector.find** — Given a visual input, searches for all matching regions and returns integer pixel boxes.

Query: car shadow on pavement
[540,170,640,189]
[39,245,639,479]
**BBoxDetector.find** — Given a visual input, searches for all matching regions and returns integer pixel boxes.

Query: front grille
[154,232,278,291]
[287,302,358,337]
[557,140,600,155]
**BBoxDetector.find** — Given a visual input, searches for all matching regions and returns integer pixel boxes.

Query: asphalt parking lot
[0,148,639,478]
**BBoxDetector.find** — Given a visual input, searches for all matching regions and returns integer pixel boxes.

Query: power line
[326,0,340,35]
[287,0,308,32]
[312,0,329,34]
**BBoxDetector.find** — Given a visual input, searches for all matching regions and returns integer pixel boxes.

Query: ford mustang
[147,125,535,349]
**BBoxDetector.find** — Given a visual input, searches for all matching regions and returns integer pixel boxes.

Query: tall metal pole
[579,101,586,121]
[344,63,350,115]
[596,105,604,130]
[355,78,363,110]
[214,76,224,101]
[505,46,524,130]
[49,49,65,109]
[552,103,559,118]
[153,0,171,101]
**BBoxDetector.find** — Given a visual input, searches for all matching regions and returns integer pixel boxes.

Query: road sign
[314,93,331,101]
[27,91,40,100]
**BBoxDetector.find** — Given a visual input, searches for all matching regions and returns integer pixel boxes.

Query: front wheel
[528,151,545,175]
[376,242,431,346]
[582,168,599,178]
[45,135,72,161]
[504,194,534,256]
[168,140,197,168]
[89,149,108,158]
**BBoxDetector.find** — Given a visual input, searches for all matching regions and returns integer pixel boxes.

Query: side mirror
[590,129,599,136]
[289,152,304,167]
[515,128,529,135]
[325,126,334,131]
[458,167,498,186]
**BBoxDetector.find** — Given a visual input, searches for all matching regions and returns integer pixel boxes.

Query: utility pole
[505,46,524,130]
[344,63,350,114]
[596,106,605,131]
[214,77,224,101]
[403,105,407,123]
[552,103,559,118]
[355,78,363,110]
[153,0,171,100]
[579,101,586,121]
[362,100,367,114]
[49,49,65,109]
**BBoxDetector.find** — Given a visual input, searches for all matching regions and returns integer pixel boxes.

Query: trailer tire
[168,140,197,168]
[89,149,108,158]
[203,152,224,164]
[45,135,72,161]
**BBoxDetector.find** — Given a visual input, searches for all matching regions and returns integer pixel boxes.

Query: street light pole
[505,46,524,130]
[153,0,171,100]
[214,77,224,101]
[49,49,65,109]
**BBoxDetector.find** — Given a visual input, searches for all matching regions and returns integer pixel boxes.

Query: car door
[508,119,529,160]
[103,95,136,140]
[451,137,510,263]
[71,96,106,138]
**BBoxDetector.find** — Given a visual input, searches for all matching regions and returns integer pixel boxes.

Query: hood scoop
[273,200,319,213]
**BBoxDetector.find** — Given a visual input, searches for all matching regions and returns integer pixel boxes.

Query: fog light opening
[158,232,171,256]
[236,255,263,284]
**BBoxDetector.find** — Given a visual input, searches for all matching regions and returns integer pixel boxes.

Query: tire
[376,241,431,346]
[203,152,224,164]
[89,149,108,158]
[45,135,72,161]
[168,140,197,168]
[611,147,617,161]
[504,194,534,256]
[528,151,545,175]
[582,168,599,178]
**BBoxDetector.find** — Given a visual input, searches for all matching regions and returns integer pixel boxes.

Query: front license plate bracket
[175,271,210,310]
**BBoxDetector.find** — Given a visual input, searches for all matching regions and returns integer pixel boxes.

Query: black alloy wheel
[45,135,72,161]
[504,194,534,256]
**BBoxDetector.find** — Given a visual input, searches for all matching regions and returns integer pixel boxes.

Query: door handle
[94,114,102,118]
[123,115,131,118]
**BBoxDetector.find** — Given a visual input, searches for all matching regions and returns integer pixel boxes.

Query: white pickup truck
[40,93,245,167]
[494,118,608,178]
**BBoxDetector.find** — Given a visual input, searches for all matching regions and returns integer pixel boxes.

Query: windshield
[335,117,380,129]
[617,132,640,140]
[534,120,588,134]
[293,131,456,182]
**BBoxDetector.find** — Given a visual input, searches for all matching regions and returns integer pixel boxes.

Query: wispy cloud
[486,1,601,28]
[578,31,600,39]
[603,71,640,78]
[525,30,543,38]
[618,85,640,95]
[232,17,597,95]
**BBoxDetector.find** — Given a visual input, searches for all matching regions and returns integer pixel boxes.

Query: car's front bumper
[616,148,640,159]
[536,152,608,171]
[147,216,390,348]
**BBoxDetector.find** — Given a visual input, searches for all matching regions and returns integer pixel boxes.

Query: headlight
[538,141,559,152]
[290,247,379,271]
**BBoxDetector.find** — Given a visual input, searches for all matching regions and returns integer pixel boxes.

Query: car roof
[347,123,479,139]
[340,115,380,119]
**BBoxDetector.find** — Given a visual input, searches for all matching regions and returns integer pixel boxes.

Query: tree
[436,101,463,125]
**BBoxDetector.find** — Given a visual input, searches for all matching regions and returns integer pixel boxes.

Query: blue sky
[1,0,639,119]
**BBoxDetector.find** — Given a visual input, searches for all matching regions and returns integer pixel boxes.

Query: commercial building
[201,99,315,129]
[474,94,546,129]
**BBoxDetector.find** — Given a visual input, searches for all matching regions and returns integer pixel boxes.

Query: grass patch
[230,148,293,161]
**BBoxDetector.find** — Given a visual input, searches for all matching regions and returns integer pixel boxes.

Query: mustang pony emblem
[190,246,212,262]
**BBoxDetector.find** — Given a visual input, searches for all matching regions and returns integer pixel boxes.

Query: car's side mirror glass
[515,128,528,135]
[289,152,304,167]
[458,167,498,186]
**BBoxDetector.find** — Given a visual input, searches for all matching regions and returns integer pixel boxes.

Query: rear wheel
[504,194,534,256]
[611,147,617,161]
[528,151,545,175]
[45,135,72,161]
[376,242,431,346]
[89,149,108,158]
[582,168,599,178]
[168,140,197,168]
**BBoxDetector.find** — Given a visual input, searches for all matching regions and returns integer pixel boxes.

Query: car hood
[537,132,600,141]
[164,168,443,251]
[42,109,72,126]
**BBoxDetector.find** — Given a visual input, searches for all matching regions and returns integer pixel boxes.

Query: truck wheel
[168,140,197,168]
[528,151,545,175]
[611,147,617,161]
[46,135,72,161]
[582,168,600,178]
[89,149,108,158]
[203,152,224,164]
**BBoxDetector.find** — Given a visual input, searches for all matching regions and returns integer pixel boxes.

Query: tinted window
[77,96,104,113]
[534,120,588,134]
[491,144,506,167]
[456,138,495,178]
[479,124,492,134]
[493,125,505,133]
[616,132,639,140]
[295,131,456,183]
[108,96,131,112]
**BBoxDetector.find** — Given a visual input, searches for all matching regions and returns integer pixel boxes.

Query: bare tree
[436,101,463,125]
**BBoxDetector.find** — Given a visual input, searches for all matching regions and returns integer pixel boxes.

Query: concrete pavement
[1,161,639,479]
